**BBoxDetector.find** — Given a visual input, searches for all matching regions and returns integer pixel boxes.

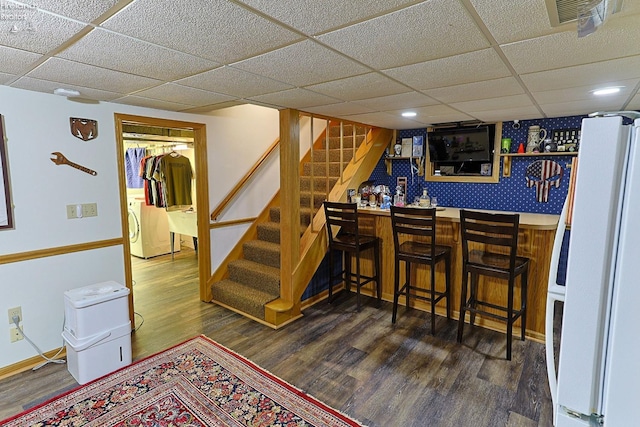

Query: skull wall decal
[525,160,563,202]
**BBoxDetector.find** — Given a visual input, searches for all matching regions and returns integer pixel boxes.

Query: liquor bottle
[419,188,430,207]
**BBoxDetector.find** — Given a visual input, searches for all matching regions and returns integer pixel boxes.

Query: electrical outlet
[82,203,98,217]
[66,204,78,219]
[8,306,21,324]
[10,327,23,343]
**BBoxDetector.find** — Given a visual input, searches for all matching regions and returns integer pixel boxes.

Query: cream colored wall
[0,86,280,369]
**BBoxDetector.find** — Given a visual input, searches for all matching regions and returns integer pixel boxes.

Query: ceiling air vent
[546,0,624,27]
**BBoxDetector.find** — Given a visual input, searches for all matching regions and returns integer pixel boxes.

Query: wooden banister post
[279,109,300,306]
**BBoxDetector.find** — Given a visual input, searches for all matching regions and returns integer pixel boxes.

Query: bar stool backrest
[390,206,437,254]
[460,210,520,272]
[323,201,360,249]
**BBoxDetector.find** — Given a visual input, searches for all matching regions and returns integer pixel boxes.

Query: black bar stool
[390,206,451,334]
[323,201,381,311]
[457,209,529,360]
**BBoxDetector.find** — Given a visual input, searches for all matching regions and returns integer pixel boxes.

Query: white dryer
[128,199,177,258]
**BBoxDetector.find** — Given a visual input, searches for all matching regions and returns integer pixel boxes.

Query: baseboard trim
[0,347,67,381]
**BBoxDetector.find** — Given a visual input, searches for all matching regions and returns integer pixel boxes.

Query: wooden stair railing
[210,137,280,223]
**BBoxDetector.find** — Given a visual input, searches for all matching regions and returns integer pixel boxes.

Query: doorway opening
[114,114,210,329]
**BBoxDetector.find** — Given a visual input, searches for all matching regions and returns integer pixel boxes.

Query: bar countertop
[356,205,560,230]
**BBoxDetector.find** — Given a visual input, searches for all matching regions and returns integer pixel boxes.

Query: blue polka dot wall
[366,115,588,215]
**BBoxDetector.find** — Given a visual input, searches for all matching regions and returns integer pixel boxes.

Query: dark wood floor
[0,248,554,426]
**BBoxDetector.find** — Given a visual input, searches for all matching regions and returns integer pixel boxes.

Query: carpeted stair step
[243,240,281,269]
[303,162,344,177]
[256,221,305,244]
[327,124,368,137]
[325,135,366,150]
[300,176,339,192]
[269,206,313,226]
[227,259,280,295]
[211,279,278,320]
[312,148,355,163]
[300,191,327,210]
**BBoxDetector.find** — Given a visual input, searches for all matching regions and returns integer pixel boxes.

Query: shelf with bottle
[501,151,578,177]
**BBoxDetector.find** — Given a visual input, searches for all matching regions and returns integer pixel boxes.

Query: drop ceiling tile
[409,104,475,124]
[102,0,302,63]
[317,0,490,70]
[10,75,124,100]
[232,40,370,87]
[468,106,542,123]
[343,111,426,130]
[0,9,85,54]
[384,49,511,90]
[451,94,535,113]
[305,73,408,101]
[27,57,161,93]
[424,77,524,104]
[539,96,629,117]
[111,95,194,111]
[303,102,376,117]
[177,66,293,98]
[502,13,640,75]
[236,0,421,35]
[0,45,41,74]
[469,0,560,44]
[182,101,246,114]
[29,0,120,22]
[133,83,237,107]
[248,88,342,109]
[520,55,640,92]
[353,91,439,111]
[531,79,640,104]
[57,29,219,81]
[0,72,16,84]
[628,93,640,110]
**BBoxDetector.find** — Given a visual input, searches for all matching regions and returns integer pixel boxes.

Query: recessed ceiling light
[592,87,621,96]
[401,111,417,117]
[53,88,81,97]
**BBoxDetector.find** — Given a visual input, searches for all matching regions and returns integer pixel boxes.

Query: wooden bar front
[352,207,558,342]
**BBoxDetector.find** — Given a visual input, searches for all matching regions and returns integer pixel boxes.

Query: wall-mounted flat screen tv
[427,125,494,163]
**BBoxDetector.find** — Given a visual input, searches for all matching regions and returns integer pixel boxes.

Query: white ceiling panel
[520,55,640,92]
[344,111,426,129]
[302,102,377,117]
[182,101,246,114]
[0,72,15,84]
[232,40,370,87]
[451,94,536,113]
[28,0,121,22]
[27,57,161,93]
[540,95,630,117]
[0,9,85,54]
[502,13,640,75]
[531,79,640,105]
[409,104,475,124]
[101,0,303,63]
[305,72,409,101]
[317,0,491,70]
[384,49,512,90]
[235,0,421,35]
[10,75,124,100]
[469,0,561,44]
[424,77,525,104]
[111,95,194,111]
[56,29,219,81]
[177,66,293,98]
[132,83,237,107]
[248,88,342,110]
[353,91,440,111]
[628,93,640,110]
[0,45,41,74]
[471,106,542,123]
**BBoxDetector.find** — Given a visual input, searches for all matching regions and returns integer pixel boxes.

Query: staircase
[210,122,367,323]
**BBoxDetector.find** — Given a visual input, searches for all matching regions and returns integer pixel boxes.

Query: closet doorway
[114,114,210,329]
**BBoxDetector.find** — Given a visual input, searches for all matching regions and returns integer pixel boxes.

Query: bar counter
[353,205,559,342]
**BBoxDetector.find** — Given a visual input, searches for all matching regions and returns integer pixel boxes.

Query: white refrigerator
[546,113,640,426]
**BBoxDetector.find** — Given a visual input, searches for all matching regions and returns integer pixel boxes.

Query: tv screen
[428,126,493,163]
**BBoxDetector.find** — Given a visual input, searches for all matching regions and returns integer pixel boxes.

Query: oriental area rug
[1,335,364,427]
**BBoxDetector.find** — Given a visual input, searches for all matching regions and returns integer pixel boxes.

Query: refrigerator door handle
[546,197,569,425]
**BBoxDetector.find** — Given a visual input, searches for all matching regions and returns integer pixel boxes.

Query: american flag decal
[525,160,563,203]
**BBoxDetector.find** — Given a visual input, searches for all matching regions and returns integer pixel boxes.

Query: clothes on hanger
[138,150,193,208]
[125,147,146,188]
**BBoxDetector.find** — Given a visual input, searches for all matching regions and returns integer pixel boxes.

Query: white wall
[0,86,280,369]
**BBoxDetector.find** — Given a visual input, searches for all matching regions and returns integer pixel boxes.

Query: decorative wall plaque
[70,117,98,141]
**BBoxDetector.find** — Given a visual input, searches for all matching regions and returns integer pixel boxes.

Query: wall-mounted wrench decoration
[50,152,98,176]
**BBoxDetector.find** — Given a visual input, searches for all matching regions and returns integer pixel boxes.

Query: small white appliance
[128,198,177,258]
[546,113,640,426]
[62,281,132,384]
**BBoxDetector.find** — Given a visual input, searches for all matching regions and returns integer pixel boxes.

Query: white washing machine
[128,199,178,258]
